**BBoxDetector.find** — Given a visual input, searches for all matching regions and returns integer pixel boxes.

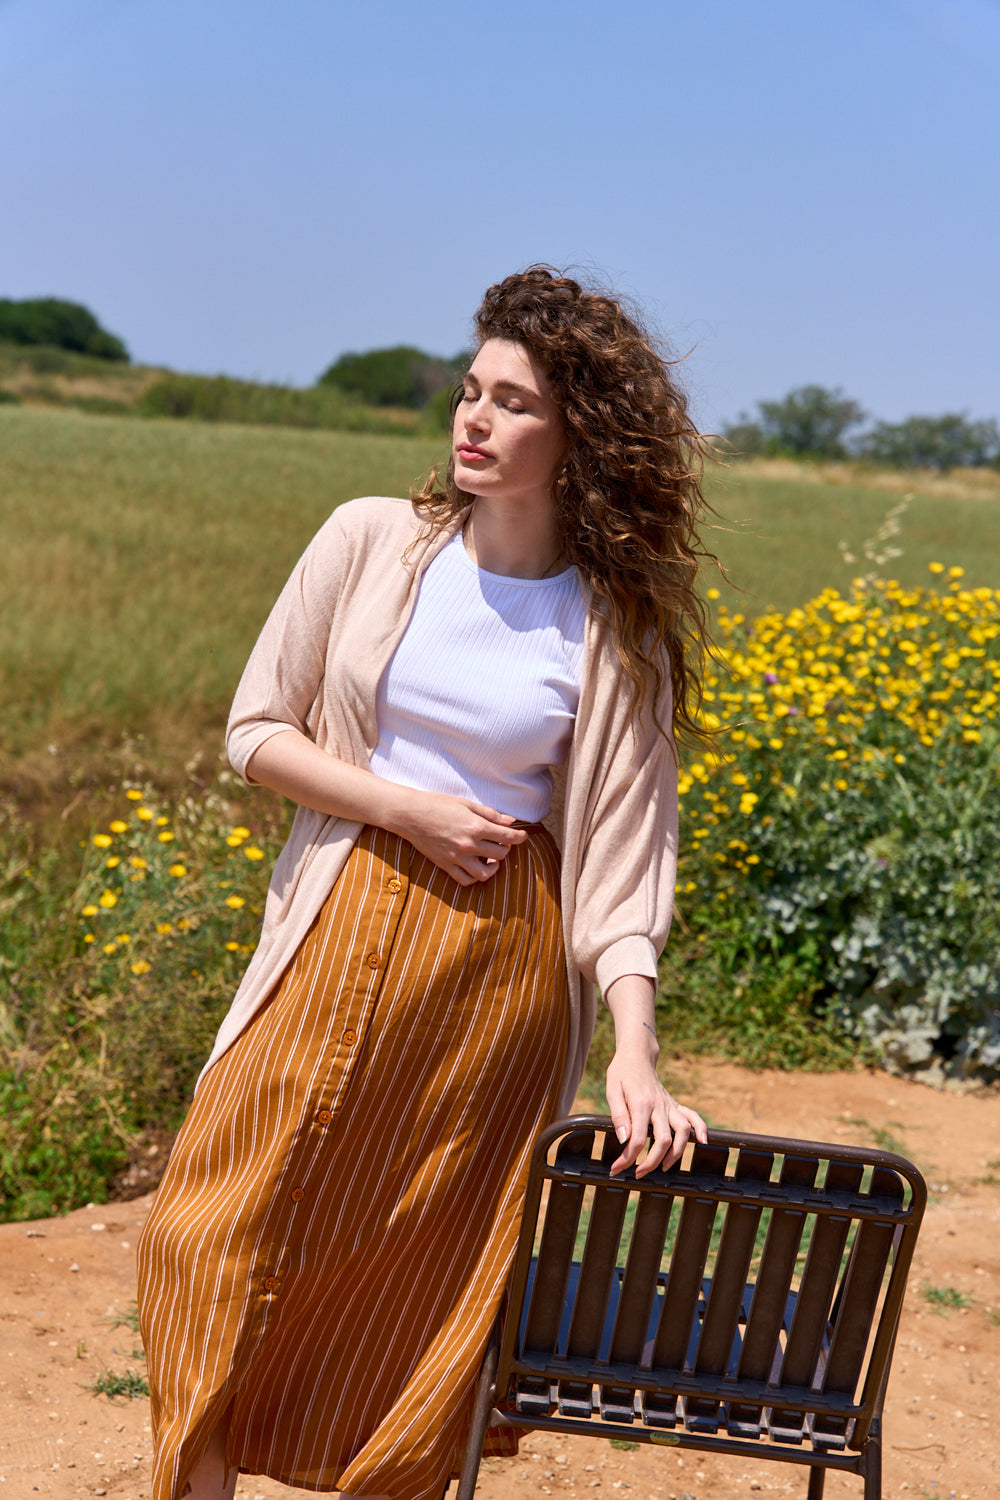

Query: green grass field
[2,405,998,786]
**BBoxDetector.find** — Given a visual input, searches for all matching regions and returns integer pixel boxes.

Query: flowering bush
[0,778,283,1219]
[69,785,281,1122]
[77,788,266,991]
[677,566,1000,1082]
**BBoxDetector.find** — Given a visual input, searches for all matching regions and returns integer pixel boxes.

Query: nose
[463,392,490,433]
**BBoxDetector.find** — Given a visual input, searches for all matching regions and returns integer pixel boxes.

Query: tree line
[4,297,996,471]
[723,384,999,471]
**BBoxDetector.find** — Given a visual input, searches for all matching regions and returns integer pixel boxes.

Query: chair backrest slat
[697,1147,774,1375]
[811,1167,904,1442]
[521,1129,592,1359]
[770,1161,864,1440]
[559,1135,630,1416]
[565,1136,629,1361]
[651,1143,728,1371]
[728,1153,817,1436]
[608,1190,675,1366]
[685,1148,774,1431]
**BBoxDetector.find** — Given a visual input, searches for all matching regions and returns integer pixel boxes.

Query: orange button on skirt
[137,822,568,1499]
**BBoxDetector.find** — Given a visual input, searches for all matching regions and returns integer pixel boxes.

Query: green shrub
[678,566,1000,1082]
[318,345,464,408]
[137,371,419,433]
[0,298,128,361]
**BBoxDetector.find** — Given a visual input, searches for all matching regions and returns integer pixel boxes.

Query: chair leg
[863,1418,882,1500]
[806,1465,826,1500]
[455,1322,501,1500]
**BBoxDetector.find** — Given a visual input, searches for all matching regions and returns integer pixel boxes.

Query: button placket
[269,833,414,1302]
[252,836,415,1328]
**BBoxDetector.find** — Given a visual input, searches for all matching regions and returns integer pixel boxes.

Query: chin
[455,467,485,493]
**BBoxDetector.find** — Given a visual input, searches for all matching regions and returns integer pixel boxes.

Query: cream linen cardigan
[204,496,678,1115]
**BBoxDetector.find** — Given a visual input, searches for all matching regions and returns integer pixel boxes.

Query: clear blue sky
[2,0,998,429]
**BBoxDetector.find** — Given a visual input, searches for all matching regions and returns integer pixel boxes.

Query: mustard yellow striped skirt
[137,823,568,1500]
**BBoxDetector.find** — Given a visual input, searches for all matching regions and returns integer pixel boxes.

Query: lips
[457,443,491,460]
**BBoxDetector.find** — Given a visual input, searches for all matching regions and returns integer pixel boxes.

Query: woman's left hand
[603,974,708,1177]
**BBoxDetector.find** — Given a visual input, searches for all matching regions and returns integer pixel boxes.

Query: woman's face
[453,339,566,510]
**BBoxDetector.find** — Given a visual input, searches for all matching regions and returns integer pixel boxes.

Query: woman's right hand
[387,787,527,886]
[246,731,526,887]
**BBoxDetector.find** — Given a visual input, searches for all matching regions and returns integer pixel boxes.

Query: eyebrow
[463,374,540,399]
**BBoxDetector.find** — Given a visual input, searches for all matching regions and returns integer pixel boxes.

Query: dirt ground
[1,1058,997,1500]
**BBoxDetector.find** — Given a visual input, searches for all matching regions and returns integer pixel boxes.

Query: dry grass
[727,455,1000,502]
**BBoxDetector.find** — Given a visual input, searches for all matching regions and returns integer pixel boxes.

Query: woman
[137,266,712,1500]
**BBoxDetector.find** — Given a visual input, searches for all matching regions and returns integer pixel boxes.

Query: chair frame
[457,1116,925,1500]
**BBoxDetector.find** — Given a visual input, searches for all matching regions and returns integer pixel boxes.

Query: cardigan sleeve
[226,508,352,782]
[567,628,679,997]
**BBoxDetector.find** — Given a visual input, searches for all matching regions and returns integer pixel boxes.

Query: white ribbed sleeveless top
[369,529,586,822]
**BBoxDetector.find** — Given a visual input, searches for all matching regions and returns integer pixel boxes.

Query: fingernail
[616,1126,628,1143]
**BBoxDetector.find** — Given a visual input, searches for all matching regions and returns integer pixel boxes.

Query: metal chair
[457,1116,925,1500]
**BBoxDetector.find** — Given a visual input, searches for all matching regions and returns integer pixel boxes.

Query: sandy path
[1,1058,997,1499]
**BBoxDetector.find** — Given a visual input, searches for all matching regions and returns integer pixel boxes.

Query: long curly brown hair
[411,265,715,743]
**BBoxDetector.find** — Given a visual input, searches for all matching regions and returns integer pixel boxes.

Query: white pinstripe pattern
[137,824,568,1499]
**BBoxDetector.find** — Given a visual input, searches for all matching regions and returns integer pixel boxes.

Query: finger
[635,1103,674,1177]
[610,1097,657,1176]
[467,803,515,826]
[682,1106,710,1146]
[656,1113,693,1173]
[467,806,527,842]
[607,1080,633,1177]
[473,839,515,862]
[453,854,501,883]
[656,1103,701,1173]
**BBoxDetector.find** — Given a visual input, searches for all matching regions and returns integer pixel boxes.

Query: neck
[463,499,566,580]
